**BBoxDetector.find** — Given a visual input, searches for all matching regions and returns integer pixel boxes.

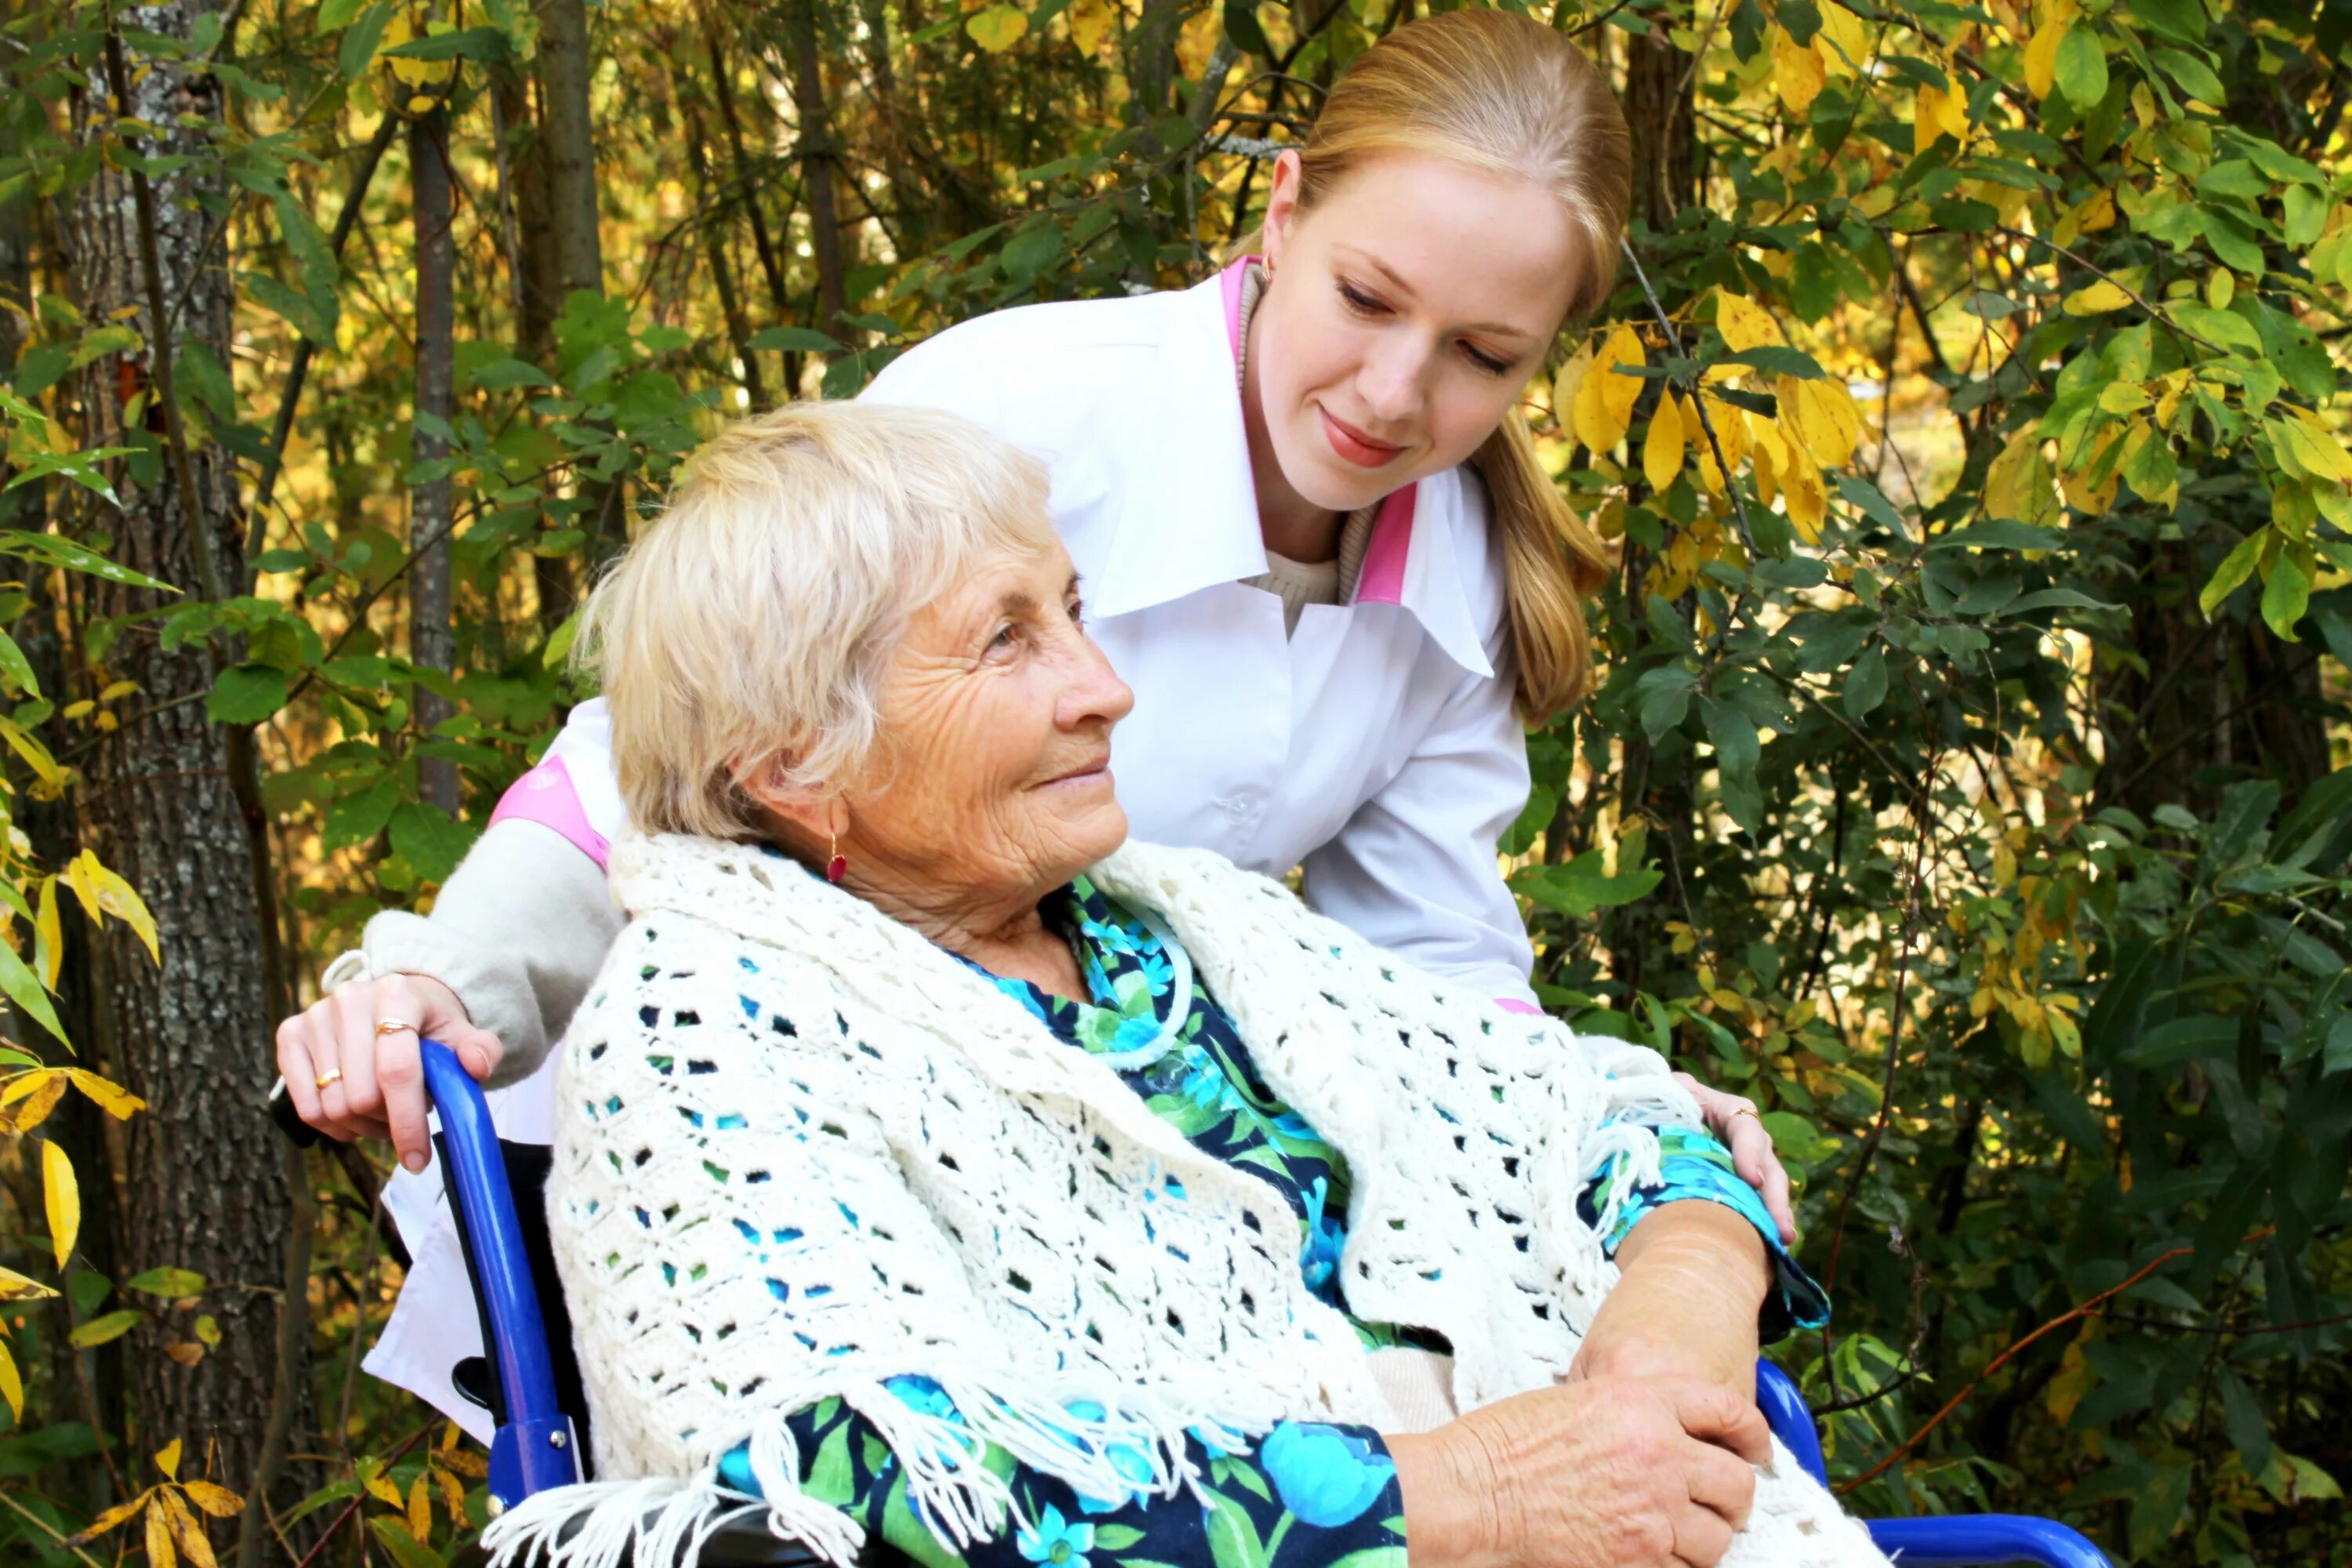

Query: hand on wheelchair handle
[274,974,503,1174]
[1673,1072,1796,1245]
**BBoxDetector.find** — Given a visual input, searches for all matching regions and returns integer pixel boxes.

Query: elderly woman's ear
[728,753,840,866]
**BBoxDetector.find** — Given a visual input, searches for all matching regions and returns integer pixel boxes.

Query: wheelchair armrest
[422,1039,583,1509]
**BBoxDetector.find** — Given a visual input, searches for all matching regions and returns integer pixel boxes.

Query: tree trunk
[1621,10,1697,232]
[411,109,458,813]
[787,0,848,339]
[2093,545,2332,822]
[532,0,604,303]
[1602,8,1701,1006]
[60,5,294,1494]
[491,69,578,632]
[702,16,794,328]
[678,80,769,409]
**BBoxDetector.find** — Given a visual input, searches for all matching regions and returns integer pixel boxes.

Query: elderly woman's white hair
[574,400,1058,840]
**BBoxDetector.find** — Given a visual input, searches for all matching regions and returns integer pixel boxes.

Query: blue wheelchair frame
[419,1041,2109,1567]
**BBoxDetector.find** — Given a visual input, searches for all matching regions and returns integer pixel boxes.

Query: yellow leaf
[68,1068,147,1118]
[1549,343,1594,432]
[408,1473,432,1541]
[0,1342,19,1421]
[1773,31,1825,114]
[86,858,159,965]
[1986,429,2060,526]
[1644,390,1687,492]
[1573,324,1646,454]
[1914,82,1969,149]
[2024,18,2069,100]
[1817,2,1868,72]
[43,1141,78,1269]
[430,1460,468,1517]
[2284,416,2352,482]
[1714,289,1785,354]
[2063,280,2132,315]
[155,1438,183,1480]
[180,1482,242,1519]
[4,1071,67,1134]
[164,1489,217,1568]
[34,877,60,989]
[1066,0,1112,56]
[363,1469,405,1510]
[97,680,138,702]
[147,1499,177,1568]
[0,1265,58,1301]
[63,850,103,923]
[965,4,1027,51]
[1784,376,1863,469]
[1780,463,1828,544]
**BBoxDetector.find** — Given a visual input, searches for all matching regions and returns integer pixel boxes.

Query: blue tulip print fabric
[722,874,1820,1568]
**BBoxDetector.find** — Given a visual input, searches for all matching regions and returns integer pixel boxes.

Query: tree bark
[702,15,793,327]
[411,109,458,813]
[532,0,604,304]
[491,68,578,631]
[2092,544,2332,822]
[787,0,848,339]
[60,2,295,1494]
[677,81,769,409]
[1621,11,1697,232]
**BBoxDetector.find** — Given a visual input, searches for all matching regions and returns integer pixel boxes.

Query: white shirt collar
[1085,263,1496,681]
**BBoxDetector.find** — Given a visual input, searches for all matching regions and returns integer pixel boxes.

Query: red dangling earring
[826,832,846,884]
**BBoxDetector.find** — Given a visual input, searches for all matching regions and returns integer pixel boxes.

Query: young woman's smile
[1245,151,1584,545]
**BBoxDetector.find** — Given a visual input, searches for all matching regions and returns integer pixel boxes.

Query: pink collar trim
[1216,255,1414,608]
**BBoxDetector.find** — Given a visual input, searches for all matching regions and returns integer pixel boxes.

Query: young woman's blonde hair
[574,401,1056,840]
[1283,8,1629,720]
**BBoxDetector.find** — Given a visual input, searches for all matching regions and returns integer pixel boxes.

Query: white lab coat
[362,261,1544,1436]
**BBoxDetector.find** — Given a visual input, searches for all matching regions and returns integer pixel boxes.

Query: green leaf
[1836,476,1912,540]
[1713,345,1827,379]
[0,938,64,1044]
[467,358,556,391]
[390,802,480,883]
[2166,303,2263,352]
[382,25,510,60]
[2259,548,2311,641]
[1700,695,1760,777]
[1843,644,1888,719]
[367,1517,449,1568]
[745,326,844,354]
[69,1308,142,1348]
[207,663,291,724]
[124,1266,206,1298]
[0,631,40,700]
[2198,530,2265,617]
[2150,47,2223,106]
[0,532,177,592]
[2125,0,2205,43]
[1201,1488,1269,1568]
[1000,222,1065,288]
[324,778,400,851]
[2054,26,2109,111]
[1933,520,2068,551]
[1221,0,1274,57]
[339,2,394,77]
[318,0,368,31]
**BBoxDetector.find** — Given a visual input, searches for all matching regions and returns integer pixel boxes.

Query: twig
[238,1140,314,1568]
[1838,1243,2197,1494]
[1617,237,1764,566]
[249,112,403,552]
[0,1490,110,1568]
[287,1425,433,1568]
[1988,225,2226,353]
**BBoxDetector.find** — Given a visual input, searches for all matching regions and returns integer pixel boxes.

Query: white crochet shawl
[485,833,1888,1568]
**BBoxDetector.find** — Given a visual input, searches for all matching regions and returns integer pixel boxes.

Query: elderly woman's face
[834,538,1134,902]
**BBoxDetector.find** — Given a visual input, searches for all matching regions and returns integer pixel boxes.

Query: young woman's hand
[274,975,503,1172]
[1672,1073,1795,1244]
[1387,1375,1769,1568]
[1569,1200,1770,1399]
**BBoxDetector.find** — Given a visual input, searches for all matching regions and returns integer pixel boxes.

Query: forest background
[0,0,2349,1562]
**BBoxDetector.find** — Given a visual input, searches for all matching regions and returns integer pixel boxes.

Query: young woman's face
[1255,151,1584,514]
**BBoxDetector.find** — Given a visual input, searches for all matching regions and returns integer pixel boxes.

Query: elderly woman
[475,403,1882,1568]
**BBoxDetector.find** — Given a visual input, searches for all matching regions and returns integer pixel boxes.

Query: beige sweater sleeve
[354,818,623,1088]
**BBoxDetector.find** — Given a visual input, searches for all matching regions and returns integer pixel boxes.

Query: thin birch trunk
[410,108,458,813]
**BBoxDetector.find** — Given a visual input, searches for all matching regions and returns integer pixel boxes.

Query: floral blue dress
[730,877,1826,1568]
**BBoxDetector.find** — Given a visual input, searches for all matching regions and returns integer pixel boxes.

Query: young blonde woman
[277,7,1810,1453]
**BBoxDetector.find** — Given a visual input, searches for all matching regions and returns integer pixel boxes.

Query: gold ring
[1730,1104,1762,1120]
[315,1068,344,1090]
[375,1018,416,1036]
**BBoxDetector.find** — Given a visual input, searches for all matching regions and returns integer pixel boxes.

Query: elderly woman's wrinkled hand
[1388,1375,1769,1568]
[275,974,503,1172]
